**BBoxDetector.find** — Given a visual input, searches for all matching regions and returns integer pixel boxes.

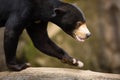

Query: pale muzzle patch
[73,24,91,42]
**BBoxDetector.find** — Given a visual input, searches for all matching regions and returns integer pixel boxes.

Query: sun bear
[0,0,91,71]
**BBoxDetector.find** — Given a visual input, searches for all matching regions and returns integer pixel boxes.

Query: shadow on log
[0,67,120,80]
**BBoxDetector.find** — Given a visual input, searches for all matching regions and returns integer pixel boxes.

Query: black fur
[0,0,85,71]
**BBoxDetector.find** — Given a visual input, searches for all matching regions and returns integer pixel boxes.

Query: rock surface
[0,67,120,80]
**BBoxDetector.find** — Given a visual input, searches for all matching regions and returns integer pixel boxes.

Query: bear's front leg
[26,22,84,68]
[4,13,30,71]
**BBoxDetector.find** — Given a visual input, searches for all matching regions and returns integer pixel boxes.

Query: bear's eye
[76,21,83,28]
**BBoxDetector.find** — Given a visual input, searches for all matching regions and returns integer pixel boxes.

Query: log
[0,67,120,80]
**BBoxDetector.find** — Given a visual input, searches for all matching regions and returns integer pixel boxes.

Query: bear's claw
[61,55,84,68]
[7,63,31,71]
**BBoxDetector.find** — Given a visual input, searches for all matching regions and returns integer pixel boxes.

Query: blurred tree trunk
[99,0,120,73]
[0,28,7,71]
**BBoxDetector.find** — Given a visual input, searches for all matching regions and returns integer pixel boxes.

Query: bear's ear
[54,8,66,15]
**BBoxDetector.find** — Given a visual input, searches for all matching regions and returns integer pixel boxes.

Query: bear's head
[51,3,91,42]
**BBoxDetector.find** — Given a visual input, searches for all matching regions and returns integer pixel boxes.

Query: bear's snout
[73,23,91,42]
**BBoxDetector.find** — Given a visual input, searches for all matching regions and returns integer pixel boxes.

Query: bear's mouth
[75,35,85,42]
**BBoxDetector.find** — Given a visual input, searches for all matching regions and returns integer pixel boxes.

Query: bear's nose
[86,33,91,38]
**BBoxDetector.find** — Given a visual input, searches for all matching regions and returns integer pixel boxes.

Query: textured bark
[0,68,120,80]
